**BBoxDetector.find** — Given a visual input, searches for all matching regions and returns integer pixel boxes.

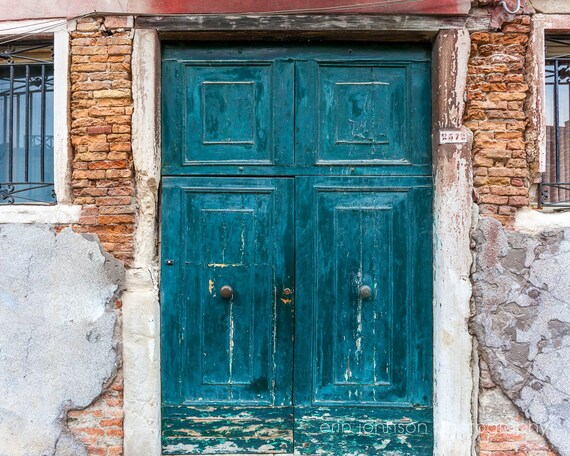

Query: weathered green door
[161,178,295,454]
[294,177,433,454]
[161,44,433,455]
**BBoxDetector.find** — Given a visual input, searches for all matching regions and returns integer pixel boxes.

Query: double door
[161,44,433,455]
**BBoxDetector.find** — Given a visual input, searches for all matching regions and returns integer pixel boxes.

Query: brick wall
[70,16,135,266]
[480,420,557,456]
[478,363,556,456]
[66,16,134,456]
[67,373,124,456]
[465,14,559,456]
[465,16,532,225]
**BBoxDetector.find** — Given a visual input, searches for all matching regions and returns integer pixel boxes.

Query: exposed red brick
[466,18,532,225]
[67,16,132,456]
[87,125,113,135]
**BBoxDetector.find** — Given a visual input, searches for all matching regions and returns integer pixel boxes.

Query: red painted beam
[0,0,470,21]
[140,0,469,15]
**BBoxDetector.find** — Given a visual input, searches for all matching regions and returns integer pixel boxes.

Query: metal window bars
[541,37,570,207]
[0,42,55,204]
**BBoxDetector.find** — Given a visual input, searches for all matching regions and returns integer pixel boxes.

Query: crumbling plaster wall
[471,215,570,455]
[0,224,124,456]
[466,7,570,455]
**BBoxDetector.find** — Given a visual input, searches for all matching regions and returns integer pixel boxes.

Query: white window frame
[530,15,570,174]
[0,19,80,223]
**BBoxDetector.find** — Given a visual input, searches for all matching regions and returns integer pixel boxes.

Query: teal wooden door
[294,177,433,454]
[161,178,295,454]
[161,44,433,455]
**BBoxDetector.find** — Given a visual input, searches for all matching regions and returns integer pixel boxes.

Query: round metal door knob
[359,285,372,300]
[220,285,234,299]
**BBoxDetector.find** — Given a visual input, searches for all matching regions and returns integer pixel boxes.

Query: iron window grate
[0,42,55,205]
[542,36,570,207]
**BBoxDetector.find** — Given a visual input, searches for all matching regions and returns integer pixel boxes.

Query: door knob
[220,285,234,299]
[359,285,372,300]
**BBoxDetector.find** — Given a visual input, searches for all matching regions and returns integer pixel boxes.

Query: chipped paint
[203,442,241,453]
[271,286,278,404]
[373,439,392,450]
[344,358,352,382]
[228,299,235,392]
[207,263,243,268]
[162,443,199,453]
[294,406,432,454]
[397,434,413,448]
[162,406,294,454]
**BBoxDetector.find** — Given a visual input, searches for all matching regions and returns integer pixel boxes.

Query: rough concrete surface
[472,217,570,455]
[0,225,123,456]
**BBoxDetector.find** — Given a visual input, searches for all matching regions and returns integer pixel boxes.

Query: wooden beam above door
[136,13,492,39]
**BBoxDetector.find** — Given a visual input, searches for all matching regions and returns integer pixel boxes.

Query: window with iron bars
[542,36,570,207]
[0,42,55,205]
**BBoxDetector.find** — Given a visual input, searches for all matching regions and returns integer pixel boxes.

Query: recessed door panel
[296,59,431,168]
[316,191,404,401]
[161,178,294,454]
[162,56,294,171]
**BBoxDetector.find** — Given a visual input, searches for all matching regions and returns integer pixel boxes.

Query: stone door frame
[124,26,476,456]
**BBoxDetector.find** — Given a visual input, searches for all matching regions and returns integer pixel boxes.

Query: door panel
[296,59,431,168]
[294,176,433,454]
[162,57,294,171]
[315,187,404,402]
[162,43,431,176]
[161,178,294,454]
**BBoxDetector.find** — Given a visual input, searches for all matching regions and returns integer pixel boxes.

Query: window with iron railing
[542,36,570,207]
[0,42,55,204]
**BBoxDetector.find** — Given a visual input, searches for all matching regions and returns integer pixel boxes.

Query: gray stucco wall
[0,225,123,456]
[472,217,570,455]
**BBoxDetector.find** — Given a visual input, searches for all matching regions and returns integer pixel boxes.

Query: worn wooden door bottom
[162,406,294,455]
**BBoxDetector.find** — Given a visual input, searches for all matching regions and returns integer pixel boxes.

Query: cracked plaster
[471,217,570,455]
[0,224,123,456]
